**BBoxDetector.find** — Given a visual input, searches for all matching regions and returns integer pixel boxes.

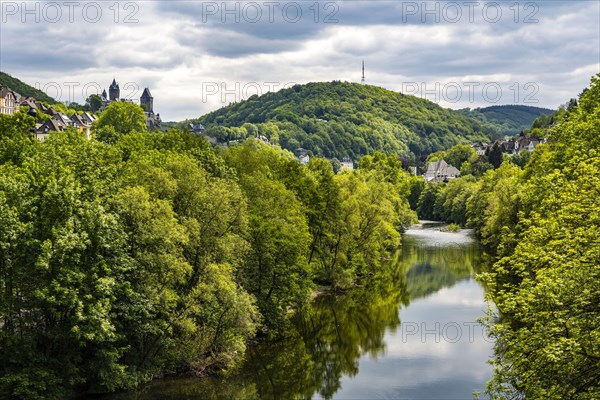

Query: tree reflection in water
[101,227,483,400]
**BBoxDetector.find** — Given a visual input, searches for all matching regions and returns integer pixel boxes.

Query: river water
[104,222,493,399]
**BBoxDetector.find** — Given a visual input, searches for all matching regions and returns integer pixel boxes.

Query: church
[101,78,162,129]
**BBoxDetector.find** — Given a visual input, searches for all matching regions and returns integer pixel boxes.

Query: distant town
[1,80,544,179]
[0,79,160,140]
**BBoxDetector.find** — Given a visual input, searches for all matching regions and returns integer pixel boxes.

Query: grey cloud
[173,26,301,58]
[0,0,597,120]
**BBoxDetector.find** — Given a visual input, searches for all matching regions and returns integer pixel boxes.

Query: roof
[53,113,72,125]
[0,86,18,99]
[141,88,152,98]
[424,159,460,182]
[70,113,88,125]
[20,98,38,108]
[36,118,65,134]
[516,136,540,146]
[188,123,205,132]
[82,112,97,123]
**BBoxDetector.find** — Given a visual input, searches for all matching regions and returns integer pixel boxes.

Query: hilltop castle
[101,78,161,129]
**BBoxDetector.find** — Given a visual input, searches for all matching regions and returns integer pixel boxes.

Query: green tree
[93,101,147,142]
[0,112,37,165]
[486,142,503,169]
[443,144,476,169]
[86,94,103,112]
[225,140,313,328]
[481,74,600,399]
[317,170,406,288]
[242,175,312,328]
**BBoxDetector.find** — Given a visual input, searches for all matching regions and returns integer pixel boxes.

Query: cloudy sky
[1,0,598,121]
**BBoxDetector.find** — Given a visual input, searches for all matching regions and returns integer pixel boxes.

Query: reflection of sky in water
[316,225,493,400]
[404,225,477,246]
[100,223,494,400]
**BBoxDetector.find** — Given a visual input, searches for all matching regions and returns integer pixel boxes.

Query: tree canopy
[0,108,417,397]
[189,81,501,160]
[418,74,600,399]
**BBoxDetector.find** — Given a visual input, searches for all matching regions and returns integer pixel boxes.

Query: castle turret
[101,89,107,100]
[109,78,120,101]
[140,88,153,113]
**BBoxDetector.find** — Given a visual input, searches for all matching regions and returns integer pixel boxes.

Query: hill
[458,104,554,137]
[0,71,57,104]
[188,81,499,160]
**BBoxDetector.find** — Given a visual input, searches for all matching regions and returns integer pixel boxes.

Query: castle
[101,78,161,129]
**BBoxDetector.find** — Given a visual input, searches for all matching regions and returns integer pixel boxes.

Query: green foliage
[0,113,419,396]
[226,141,313,328]
[0,71,57,104]
[478,74,600,399]
[485,142,504,169]
[506,148,532,168]
[0,129,256,397]
[460,155,493,177]
[416,183,442,221]
[86,94,103,113]
[192,81,495,159]
[429,74,600,399]
[443,223,460,232]
[426,144,476,170]
[523,104,569,138]
[416,175,478,226]
[458,104,554,137]
[93,101,147,142]
[443,144,477,169]
[0,112,38,165]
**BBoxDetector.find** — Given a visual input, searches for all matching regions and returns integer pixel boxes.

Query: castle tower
[140,88,153,113]
[109,78,120,101]
[101,89,107,100]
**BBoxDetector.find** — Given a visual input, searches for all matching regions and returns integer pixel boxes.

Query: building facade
[423,159,460,182]
[0,87,20,115]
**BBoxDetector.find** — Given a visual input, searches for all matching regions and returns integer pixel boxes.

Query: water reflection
[402,226,482,300]
[102,223,491,399]
[323,225,491,399]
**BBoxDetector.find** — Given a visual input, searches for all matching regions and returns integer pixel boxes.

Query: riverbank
[99,222,492,400]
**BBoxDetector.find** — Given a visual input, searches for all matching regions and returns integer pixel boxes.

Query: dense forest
[0,72,57,104]
[0,101,421,398]
[417,74,600,399]
[1,71,597,398]
[188,81,499,160]
[457,104,554,137]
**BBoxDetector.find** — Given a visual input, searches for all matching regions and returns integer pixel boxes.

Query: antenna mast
[361,60,365,84]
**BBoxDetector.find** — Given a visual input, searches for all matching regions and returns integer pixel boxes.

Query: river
[103,222,493,399]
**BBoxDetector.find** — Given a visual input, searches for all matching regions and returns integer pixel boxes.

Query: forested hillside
[0,71,57,104]
[0,101,420,398]
[2,71,596,399]
[458,104,554,137]
[189,81,497,160]
[416,74,600,399]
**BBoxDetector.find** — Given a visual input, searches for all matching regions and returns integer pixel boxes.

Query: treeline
[0,72,57,104]
[189,81,494,160]
[457,104,554,137]
[0,102,418,398]
[417,74,600,399]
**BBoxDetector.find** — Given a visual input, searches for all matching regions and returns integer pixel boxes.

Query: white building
[340,157,354,171]
[423,159,460,182]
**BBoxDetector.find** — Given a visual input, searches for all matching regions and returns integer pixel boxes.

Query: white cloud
[1,0,598,120]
